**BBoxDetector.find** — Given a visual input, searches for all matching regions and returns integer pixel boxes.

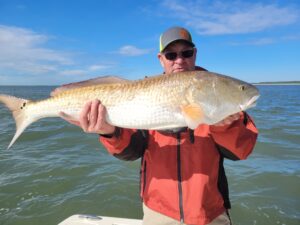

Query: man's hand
[213,112,241,126]
[59,99,116,135]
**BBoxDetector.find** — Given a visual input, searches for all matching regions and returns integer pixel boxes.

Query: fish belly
[106,102,186,130]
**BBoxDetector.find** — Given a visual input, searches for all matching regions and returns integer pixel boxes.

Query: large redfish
[0,71,259,149]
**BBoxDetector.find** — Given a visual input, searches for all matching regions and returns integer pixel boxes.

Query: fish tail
[0,94,35,149]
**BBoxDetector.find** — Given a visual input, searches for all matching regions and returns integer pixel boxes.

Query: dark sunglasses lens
[165,52,177,60]
[164,49,194,60]
[181,49,194,58]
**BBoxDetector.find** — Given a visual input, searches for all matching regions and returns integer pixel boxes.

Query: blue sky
[0,0,299,85]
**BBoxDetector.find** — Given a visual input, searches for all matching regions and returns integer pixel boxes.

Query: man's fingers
[226,113,240,124]
[95,104,105,127]
[232,113,241,121]
[214,113,241,127]
[96,103,116,134]
[60,100,115,134]
[80,101,92,131]
[90,100,100,128]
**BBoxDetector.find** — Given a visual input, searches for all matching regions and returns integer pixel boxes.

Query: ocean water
[0,85,299,225]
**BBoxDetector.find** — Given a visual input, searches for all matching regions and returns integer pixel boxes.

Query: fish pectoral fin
[181,104,204,129]
[59,112,79,125]
[51,76,130,96]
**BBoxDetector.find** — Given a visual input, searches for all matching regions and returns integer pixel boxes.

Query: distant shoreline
[253,81,300,85]
[253,83,300,85]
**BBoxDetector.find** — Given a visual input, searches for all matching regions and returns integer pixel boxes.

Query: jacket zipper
[140,156,147,198]
[143,161,147,194]
[176,132,184,223]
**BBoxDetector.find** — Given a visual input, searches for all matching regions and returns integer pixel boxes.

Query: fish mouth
[239,94,260,111]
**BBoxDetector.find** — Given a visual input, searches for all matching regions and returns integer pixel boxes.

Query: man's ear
[193,48,197,61]
[157,53,165,68]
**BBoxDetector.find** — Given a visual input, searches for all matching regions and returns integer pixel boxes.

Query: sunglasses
[163,49,195,61]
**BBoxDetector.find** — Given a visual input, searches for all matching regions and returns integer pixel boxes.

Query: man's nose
[174,56,184,63]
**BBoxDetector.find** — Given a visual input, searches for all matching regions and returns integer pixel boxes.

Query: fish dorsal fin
[181,104,204,129]
[50,76,129,96]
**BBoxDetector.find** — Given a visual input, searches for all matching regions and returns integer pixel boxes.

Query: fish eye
[239,85,245,91]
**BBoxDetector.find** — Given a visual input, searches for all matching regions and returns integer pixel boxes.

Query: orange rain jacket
[99,111,258,225]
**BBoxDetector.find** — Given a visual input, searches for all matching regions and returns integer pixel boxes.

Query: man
[62,27,258,225]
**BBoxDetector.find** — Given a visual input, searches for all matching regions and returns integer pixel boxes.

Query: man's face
[158,41,197,74]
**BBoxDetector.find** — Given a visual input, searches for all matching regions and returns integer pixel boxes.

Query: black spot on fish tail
[20,102,27,109]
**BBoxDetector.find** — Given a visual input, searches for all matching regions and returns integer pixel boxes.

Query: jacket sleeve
[99,128,148,161]
[209,112,258,160]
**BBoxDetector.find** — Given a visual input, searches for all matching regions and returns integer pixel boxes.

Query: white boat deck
[58,214,142,225]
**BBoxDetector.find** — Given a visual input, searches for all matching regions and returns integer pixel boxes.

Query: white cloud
[60,63,112,76]
[230,38,276,46]
[60,70,87,76]
[229,34,300,46]
[160,0,299,35]
[282,34,300,41]
[0,25,72,74]
[0,25,115,84]
[88,64,111,71]
[116,45,152,56]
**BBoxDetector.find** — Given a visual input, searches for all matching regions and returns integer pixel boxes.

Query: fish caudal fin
[0,94,35,149]
[181,104,204,129]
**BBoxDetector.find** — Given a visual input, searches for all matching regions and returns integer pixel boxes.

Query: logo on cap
[179,28,190,40]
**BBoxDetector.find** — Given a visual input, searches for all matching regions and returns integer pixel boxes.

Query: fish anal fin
[181,104,204,129]
[51,76,129,96]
